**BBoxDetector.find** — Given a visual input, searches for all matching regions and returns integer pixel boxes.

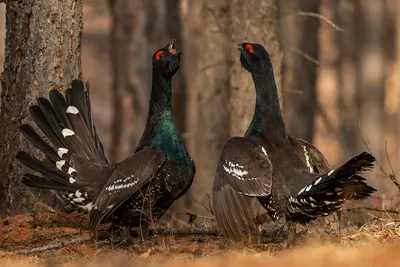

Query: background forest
[2,0,400,266]
[0,0,399,224]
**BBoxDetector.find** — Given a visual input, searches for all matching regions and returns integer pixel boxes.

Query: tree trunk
[354,0,386,193]
[0,0,83,217]
[283,0,320,142]
[336,0,358,159]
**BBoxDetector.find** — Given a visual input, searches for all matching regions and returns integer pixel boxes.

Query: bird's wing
[214,136,272,196]
[89,149,165,231]
[212,136,272,241]
[288,135,331,174]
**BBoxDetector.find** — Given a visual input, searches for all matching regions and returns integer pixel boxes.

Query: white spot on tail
[66,106,79,114]
[62,128,75,137]
[314,177,322,185]
[56,160,66,170]
[69,177,76,184]
[72,197,85,203]
[305,184,312,192]
[302,145,313,173]
[81,202,94,211]
[75,190,82,197]
[298,187,305,195]
[68,167,76,175]
[260,146,268,156]
[57,148,68,158]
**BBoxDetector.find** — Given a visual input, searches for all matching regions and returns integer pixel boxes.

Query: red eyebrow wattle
[155,50,164,61]
[245,44,254,53]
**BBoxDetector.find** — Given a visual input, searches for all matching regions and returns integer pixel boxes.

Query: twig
[297,11,344,32]
[290,48,320,66]
[357,120,389,179]
[11,236,91,254]
[385,141,400,191]
[189,193,214,216]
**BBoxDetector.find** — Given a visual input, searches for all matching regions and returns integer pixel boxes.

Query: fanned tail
[287,152,376,222]
[17,80,109,211]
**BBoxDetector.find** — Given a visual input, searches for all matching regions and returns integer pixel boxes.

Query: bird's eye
[155,50,164,61]
[245,44,254,53]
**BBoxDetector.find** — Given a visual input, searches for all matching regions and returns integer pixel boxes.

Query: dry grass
[1,208,400,266]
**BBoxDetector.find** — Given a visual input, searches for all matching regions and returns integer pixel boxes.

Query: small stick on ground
[11,236,92,255]
[347,206,400,215]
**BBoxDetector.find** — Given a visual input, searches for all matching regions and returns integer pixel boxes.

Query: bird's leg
[287,221,297,245]
[121,226,135,248]
[257,224,262,244]
[336,210,342,235]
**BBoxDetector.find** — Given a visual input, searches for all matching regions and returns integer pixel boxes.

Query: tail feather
[49,89,73,130]
[37,97,68,146]
[16,151,74,189]
[29,105,64,149]
[65,87,99,161]
[84,81,108,164]
[287,152,376,221]
[19,124,59,163]
[22,174,76,191]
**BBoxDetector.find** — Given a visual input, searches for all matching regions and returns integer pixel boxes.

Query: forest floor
[1,205,400,267]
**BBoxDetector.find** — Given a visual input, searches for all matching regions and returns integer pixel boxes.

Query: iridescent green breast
[150,111,191,164]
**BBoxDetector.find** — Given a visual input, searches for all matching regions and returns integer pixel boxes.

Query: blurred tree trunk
[354,0,386,192]
[108,0,147,163]
[336,0,358,159]
[283,0,320,143]
[0,0,83,217]
[396,0,400,178]
[191,0,231,215]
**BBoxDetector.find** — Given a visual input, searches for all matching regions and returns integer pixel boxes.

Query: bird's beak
[168,39,178,55]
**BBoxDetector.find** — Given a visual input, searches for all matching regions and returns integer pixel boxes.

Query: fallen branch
[12,236,91,254]
[346,206,400,215]
[154,227,220,237]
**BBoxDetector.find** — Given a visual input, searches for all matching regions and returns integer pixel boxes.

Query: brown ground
[1,207,400,266]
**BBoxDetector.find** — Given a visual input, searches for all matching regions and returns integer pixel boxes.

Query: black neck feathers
[246,59,286,139]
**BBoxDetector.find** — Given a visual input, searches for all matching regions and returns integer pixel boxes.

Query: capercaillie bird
[212,42,376,243]
[17,40,196,244]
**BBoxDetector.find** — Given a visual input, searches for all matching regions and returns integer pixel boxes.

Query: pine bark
[0,0,83,217]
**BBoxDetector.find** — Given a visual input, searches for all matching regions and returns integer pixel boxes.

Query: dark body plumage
[89,40,195,234]
[213,43,376,242]
[16,40,195,238]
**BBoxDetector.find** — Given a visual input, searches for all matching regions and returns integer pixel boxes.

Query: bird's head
[238,42,271,73]
[152,39,181,77]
